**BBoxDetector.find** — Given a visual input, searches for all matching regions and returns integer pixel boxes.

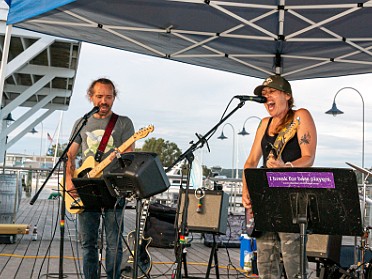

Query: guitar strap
[94,113,118,162]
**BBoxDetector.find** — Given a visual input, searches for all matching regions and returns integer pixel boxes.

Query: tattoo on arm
[300,132,311,145]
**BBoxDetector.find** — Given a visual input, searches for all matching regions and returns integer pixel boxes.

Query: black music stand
[72,178,121,278]
[244,167,363,279]
[72,178,118,211]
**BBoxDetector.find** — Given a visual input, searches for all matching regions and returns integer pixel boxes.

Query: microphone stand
[166,99,246,279]
[30,114,92,279]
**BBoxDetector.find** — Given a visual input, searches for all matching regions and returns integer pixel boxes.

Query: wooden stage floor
[0,198,250,279]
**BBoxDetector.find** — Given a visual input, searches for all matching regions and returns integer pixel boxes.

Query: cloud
[8,43,372,170]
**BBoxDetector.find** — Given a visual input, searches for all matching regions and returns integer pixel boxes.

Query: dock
[0,196,248,279]
[0,174,361,279]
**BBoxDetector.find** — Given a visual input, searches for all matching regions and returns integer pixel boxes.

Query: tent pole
[0,24,12,109]
[0,24,12,163]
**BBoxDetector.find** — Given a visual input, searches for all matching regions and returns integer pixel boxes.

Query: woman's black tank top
[261,117,301,167]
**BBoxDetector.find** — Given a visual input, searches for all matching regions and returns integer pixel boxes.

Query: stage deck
[0,189,357,279]
[0,198,249,279]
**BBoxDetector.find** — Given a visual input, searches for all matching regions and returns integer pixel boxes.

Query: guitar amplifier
[307,234,342,265]
[176,189,228,234]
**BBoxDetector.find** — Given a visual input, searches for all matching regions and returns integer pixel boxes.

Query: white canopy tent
[1,0,372,162]
[4,0,372,80]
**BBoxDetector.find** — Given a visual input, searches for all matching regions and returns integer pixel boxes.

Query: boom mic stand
[166,99,246,279]
[30,115,92,279]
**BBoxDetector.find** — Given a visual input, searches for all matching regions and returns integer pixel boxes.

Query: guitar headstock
[133,125,155,140]
[284,116,300,140]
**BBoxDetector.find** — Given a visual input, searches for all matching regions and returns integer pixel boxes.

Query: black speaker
[176,189,229,234]
[307,234,342,265]
[103,152,170,199]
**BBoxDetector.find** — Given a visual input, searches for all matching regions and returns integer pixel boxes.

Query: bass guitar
[246,117,300,237]
[121,199,152,278]
[62,125,154,214]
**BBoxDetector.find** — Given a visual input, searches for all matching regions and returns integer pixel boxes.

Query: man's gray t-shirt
[71,114,135,161]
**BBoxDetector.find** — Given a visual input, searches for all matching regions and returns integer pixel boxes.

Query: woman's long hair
[274,93,295,134]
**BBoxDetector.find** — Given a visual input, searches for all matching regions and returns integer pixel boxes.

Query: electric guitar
[121,199,152,278]
[246,117,300,237]
[62,125,154,214]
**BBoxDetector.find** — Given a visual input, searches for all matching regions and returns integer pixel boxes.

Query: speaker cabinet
[103,152,170,199]
[307,234,342,265]
[176,189,228,234]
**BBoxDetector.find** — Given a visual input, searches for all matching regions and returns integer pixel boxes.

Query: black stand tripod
[292,192,314,279]
[178,233,220,279]
[166,99,247,279]
[205,234,220,279]
[98,208,106,277]
[72,178,124,278]
[30,113,92,278]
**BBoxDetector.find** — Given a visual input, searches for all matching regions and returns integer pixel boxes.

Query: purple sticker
[266,172,335,188]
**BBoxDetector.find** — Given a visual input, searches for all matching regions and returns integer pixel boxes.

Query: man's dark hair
[87,78,117,97]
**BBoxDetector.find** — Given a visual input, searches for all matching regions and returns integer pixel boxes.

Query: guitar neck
[87,136,135,178]
[139,200,150,236]
[268,117,300,160]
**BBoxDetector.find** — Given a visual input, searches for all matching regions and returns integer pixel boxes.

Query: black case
[144,203,177,248]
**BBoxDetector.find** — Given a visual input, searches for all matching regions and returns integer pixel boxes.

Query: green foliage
[140,137,182,167]
[202,165,212,177]
[47,143,69,157]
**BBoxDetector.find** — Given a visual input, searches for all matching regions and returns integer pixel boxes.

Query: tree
[202,165,212,177]
[47,143,69,157]
[140,137,182,167]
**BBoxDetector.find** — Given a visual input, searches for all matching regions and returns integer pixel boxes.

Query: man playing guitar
[66,78,135,279]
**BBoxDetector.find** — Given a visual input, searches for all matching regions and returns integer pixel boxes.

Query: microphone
[83,106,100,119]
[235,95,267,103]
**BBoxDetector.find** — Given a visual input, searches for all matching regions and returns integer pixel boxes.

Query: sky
[8,42,372,172]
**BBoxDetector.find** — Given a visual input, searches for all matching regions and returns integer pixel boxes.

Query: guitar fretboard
[88,136,135,178]
[139,200,150,237]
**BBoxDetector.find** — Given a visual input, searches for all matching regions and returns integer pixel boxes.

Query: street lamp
[326,87,365,266]
[238,116,262,136]
[2,113,15,171]
[30,127,38,134]
[217,123,238,179]
[325,87,364,169]
[3,113,15,124]
[29,123,44,168]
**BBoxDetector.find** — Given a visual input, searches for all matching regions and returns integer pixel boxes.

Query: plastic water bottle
[32,225,37,241]
[244,250,253,273]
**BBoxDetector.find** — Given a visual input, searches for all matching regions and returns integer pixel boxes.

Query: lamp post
[325,87,365,264]
[238,116,262,136]
[30,122,44,168]
[325,87,364,170]
[217,123,238,179]
[2,113,15,171]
